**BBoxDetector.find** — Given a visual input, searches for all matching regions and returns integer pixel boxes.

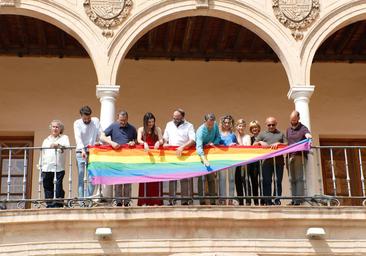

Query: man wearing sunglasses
[254,117,287,205]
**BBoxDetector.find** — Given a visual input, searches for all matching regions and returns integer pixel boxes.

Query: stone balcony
[1,206,366,255]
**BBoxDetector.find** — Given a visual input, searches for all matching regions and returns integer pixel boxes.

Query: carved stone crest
[273,0,320,40]
[196,0,209,9]
[84,0,133,37]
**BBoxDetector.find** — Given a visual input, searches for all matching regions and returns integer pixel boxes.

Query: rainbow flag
[88,139,311,185]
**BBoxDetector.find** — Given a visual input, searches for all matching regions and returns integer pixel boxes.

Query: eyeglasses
[267,124,276,127]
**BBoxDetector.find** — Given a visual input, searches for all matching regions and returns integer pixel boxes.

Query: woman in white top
[234,119,251,205]
[39,120,70,208]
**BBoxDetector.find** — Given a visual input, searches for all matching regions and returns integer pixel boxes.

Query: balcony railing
[0,145,365,209]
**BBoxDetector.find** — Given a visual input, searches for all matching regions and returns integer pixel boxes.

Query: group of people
[39,106,311,208]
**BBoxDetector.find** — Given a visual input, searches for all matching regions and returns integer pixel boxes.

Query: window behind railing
[320,138,366,206]
[0,136,34,209]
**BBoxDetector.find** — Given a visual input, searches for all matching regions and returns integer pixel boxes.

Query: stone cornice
[1,206,366,223]
[287,85,315,101]
[1,207,366,255]
[96,84,120,99]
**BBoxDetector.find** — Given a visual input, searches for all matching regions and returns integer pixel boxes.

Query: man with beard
[73,106,101,199]
[163,108,195,205]
[286,110,312,205]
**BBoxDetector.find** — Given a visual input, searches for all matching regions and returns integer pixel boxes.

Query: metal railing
[312,145,366,207]
[0,145,365,209]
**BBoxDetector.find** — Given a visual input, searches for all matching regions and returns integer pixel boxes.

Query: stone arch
[108,0,297,86]
[301,0,366,85]
[0,1,105,83]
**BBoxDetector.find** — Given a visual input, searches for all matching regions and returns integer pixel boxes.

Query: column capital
[96,84,120,99]
[287,85,315,101]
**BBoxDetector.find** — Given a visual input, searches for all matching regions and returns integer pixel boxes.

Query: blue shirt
[220,132,237,146]
[195,122,221,156]
[104,122,137,145]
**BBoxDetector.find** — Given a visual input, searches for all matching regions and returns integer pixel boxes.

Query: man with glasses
[254,117,287,205]
[286,110,312,205]
[163,108,195,205]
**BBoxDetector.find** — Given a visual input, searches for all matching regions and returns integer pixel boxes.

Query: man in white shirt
[73,106,101,198]
[163,109,195,205]
[39,120,70,208]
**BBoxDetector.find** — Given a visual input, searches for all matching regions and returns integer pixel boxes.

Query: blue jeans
[76,153,95,197]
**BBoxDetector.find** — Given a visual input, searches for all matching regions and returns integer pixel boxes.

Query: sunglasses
[267,124,276,127]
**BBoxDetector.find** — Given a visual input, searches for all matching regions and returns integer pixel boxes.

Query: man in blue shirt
[196,113,221,205]
[101,111,137,206]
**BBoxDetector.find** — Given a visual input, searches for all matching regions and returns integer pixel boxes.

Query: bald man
[254,117,287,205]
[286,110,312,205]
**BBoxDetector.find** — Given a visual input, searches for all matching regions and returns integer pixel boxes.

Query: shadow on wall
[310,239,333,255]
[99,236,123,255]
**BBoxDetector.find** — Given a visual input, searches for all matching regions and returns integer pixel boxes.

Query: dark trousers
[262,159,284,205]
[42,171,65,207]
[235,164,259,205]
[198,173,216,205]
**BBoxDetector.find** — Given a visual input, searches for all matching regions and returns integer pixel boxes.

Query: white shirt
[39,134,70,172]
[240,134,251,146]
[73,117,101,151]
[163,120,195,146]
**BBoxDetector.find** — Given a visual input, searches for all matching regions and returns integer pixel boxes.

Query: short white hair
[50,120,64,134]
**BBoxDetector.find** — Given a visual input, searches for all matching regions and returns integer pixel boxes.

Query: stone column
[287,86,314,130]
[287,85,318,197]
[96,84,120,198]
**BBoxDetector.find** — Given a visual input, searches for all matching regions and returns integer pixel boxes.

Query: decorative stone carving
[196,0,209,9]
[0,0,16,7]
[273,0,320,40]
[84,0,133,37]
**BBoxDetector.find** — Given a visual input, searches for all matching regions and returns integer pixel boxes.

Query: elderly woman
[219,115,237,205]
[39,120,70,208]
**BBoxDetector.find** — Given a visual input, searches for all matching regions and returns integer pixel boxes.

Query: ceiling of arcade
[0,15,365,62]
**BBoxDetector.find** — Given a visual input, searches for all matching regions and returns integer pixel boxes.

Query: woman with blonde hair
[247,120,261,205]
[218,115,237,204]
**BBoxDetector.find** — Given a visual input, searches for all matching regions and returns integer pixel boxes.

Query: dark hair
[175,108,185,118]
[204,113,216,122]
[143,112,158,142]
[118,111,128,118]
[80,106,92,116]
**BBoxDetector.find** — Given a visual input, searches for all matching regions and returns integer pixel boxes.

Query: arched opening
[116,16,293,199]
[0,14,98,207]
[310,20,366,205]
[117,16,291,127]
